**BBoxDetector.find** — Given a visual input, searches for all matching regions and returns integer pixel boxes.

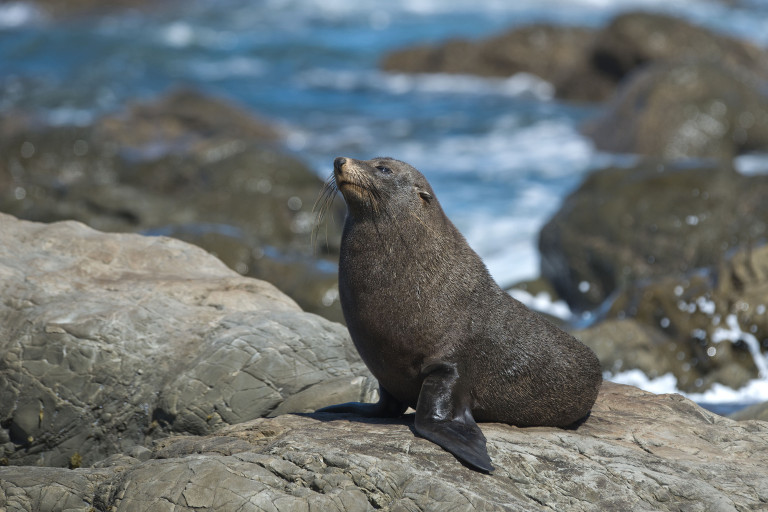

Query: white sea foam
[397,119,595,180]
[608,369,768,406]
[461,213,543,286]
[0,2,43,29]
[604,370,768,404]
[46,108,96,127]
[189,57,266,80]
[509,289,572,320]
[299,69,555,100]
[712,314,768,378]
[734,153,768,176]
[266,0,718,16]
[160,21,195,47]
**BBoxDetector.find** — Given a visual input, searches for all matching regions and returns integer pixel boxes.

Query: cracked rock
[0,213,371,468]
[2,383,767,511]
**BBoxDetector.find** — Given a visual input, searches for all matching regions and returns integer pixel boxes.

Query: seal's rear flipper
[316,385,407,418]
[414,361,494,473]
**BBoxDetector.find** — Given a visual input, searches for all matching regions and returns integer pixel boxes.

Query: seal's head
[332,157,436,219]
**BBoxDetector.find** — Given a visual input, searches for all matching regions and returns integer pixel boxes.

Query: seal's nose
[334,157,347,173]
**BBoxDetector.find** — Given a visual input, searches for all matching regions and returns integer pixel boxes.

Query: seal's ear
[417,188,433,203]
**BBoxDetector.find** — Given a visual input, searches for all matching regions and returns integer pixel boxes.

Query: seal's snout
[334,157,347,173]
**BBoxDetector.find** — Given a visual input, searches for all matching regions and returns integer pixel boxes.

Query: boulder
[381,11,768,104]
[381,24,613,102]
[0,89,346,322]
[584,61,768,160]
[539,160,768,312]
[0,213,371,468]
[2,383,768,511]
[574,318,680,379]
[590,11,768,84]
[600,244,768,392]
[731,401,768,422]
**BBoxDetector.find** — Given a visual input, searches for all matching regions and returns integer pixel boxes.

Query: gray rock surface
[0,213,371,468]
[3,382,768,511]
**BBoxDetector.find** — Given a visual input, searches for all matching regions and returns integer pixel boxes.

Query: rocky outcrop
[381,24,614,102]
[539,160,768,312]
[0,89,345,322]
[543,158,768,391]
[731,401,768,421]
[590,11,768,83]
[584,61,768,160]
[0,213,371,468]
[598,243,768,392]
[3,383,768,511]
[574,318,681,379]
[381,11,768,104]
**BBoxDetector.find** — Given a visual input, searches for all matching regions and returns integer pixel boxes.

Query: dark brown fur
[319,156,602,471]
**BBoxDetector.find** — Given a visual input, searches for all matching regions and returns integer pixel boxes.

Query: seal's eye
[375,165,392,174]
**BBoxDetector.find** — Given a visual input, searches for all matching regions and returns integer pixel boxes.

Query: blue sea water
[2,0,768,410]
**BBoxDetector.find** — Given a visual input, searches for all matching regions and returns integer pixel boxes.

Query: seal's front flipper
[414,361,494,473]
[316,385,407,418]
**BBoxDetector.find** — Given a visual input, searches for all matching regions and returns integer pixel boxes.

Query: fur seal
[317,156,602,473]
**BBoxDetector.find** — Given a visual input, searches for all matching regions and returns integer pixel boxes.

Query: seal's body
[319,157,602,472]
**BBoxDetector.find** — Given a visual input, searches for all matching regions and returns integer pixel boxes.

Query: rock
[3,383,768,511]
[0,89,346,322]
[731,401,768,421]
[381,24,613,102]
[584,61,768,160]
[600,243,768,392]
[575,318,680,379]
[539,160,768,312]
[381,11,768,104]
[0,213,370,467]
[590,11,768,84]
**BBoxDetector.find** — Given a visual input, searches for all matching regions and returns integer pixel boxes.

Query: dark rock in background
[0,89,346,323]
[602,244,768,391]
[539,160,768,313]
[381,24,614,102]
[590,11,768,84]
[584,61,768,160]
[382,11,768,106]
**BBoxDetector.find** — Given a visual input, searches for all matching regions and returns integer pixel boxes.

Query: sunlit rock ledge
[0,213,372,469]
[2,383,767,511]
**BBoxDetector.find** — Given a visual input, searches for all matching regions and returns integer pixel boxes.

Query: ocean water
[2,0,768,411]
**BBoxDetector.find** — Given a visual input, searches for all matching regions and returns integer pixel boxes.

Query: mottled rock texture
[2,383,767,511]
[0,89,345,322]
[382,11,768,105]
[539,160,768,312]
[585,61,768,160]
[381,24,613,102]
[0,213,371,468]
